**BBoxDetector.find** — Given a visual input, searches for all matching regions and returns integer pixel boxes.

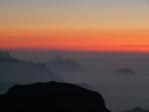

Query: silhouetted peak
[51,56,76,64]
[115,68,135,75]
[47,56,85,73]
[6,81,97,96]
[0,50,22,63]
[0,51,63,82]
[1,81,111,112]
[0,50,10,57]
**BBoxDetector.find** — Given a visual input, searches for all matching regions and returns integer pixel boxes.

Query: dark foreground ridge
[0,81,111,112]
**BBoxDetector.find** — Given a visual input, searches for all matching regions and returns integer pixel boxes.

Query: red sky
[0,0,149,52]
[1,28,149,52]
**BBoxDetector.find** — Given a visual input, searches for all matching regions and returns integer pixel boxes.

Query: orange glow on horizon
[0,28,149,52]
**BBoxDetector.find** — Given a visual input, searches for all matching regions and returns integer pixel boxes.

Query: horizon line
[1,48,149,54]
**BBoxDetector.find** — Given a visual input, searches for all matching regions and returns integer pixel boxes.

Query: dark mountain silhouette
[0,51,63,83]
[115,68,136,75]
[0,50,22,63]
[46,56,85,74]
[0,81,111,112]
[125,107,149,112]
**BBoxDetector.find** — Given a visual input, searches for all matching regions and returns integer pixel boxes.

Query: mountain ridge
[0,51,63,83]
[0,81,111,112]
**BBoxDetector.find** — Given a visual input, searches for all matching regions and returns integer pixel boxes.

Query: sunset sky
[0,0,149,52]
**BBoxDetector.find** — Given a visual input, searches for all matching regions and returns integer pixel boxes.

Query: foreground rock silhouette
[0,82,110,112]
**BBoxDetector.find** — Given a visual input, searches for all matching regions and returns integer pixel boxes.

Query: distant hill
[0,50,22,63]
[46,56,85,74]
[0,81,111,112]
[115,68,136,75]
[0,51,63,83]
[125,107,149,112]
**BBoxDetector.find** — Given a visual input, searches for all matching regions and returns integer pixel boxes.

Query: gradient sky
[0,0,149,52]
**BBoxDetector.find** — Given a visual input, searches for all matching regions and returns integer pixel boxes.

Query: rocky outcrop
[0,81,110,112]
